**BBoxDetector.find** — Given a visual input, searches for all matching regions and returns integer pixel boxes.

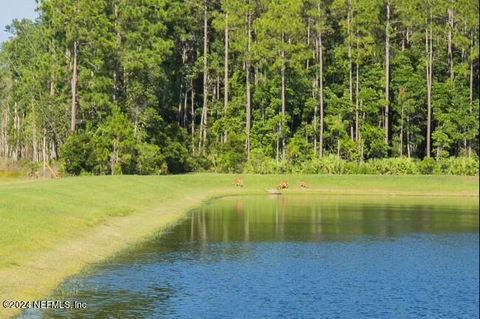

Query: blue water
[23,195,479,319]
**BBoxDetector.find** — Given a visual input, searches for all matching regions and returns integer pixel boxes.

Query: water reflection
[185,195,478,243]
[23,195,479,319]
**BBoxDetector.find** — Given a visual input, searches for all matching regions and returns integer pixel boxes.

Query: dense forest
[0,0,478,175]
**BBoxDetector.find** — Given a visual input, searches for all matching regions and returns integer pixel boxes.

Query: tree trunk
[318,31,324,158]
[110,140,117,175]
[246,6,252,160]
[70,40,78,132]
[178,83,184,125]
[306,18,311,70]
[0,105,7,158]
[276,128,280,163]
[384,2,390,145]
[134,107,139,136]
[223,12,229,143]
[426,16,433,157]
[281,41,286,161]
[355,62,359,142]
[32,102,37,162]
[199,104,205,150]
[199,0,209,152]
[191,83,195,154]
[407,115,411,158]
[113,3,120,102]
[348,0,353,141]
[470,32,474,105]
[183,86,188,127]
[447,7,454,81]
[14,102,19,160]
[469,31,474,157]
[216,74,220,101]
[46,63,55,162]
[42,128,47,178]
[400,101,404,157]
[313,39,318,154]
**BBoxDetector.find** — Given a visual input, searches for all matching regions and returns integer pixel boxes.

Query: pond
[23,195,479,318]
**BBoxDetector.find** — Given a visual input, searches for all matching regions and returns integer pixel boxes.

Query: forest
[0,0,478,175]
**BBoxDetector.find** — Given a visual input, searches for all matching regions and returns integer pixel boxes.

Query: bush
[162,141,189,174]
[342,158,418,175]
[378,158,418,175]
[417,157,438,175]
[243,155,477,176]
[301,155,346,174]
[211,133,246,173]
[244,149,281,174]
[61,113,174,175]
[438,157,479,176]
[61,133,95,175]
[187,154,211,172]
[136,143,167,175]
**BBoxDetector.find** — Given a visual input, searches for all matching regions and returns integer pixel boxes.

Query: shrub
[386,158,418,175]
[188,153,211,172]
[162,141,189,174]
[345,158,418,175]
[344,161,358,174]
[301,155,346,174]
[244,149,282,174]
[91,112,137,174]
[417,157,437,175]
[136,143,167,175]
[61,133,95,175]
[439,157,479,176]
[211,133,246,173]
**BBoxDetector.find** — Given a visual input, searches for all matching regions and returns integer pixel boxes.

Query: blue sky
[0,0,38,43]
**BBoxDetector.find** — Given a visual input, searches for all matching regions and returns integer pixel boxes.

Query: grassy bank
[0,174,478,318]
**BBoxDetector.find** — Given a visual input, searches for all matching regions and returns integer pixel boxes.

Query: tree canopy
[0,0,478,175]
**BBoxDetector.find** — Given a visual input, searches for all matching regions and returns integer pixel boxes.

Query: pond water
[23,195,479,318]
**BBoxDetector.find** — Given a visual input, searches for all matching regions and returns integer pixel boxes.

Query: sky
[0,0,38,43]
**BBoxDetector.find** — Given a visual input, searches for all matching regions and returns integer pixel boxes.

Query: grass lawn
[0,173,478,317]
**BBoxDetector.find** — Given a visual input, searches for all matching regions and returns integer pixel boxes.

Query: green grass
[0,173,477,267]
[0,173,478,318]
[0,173,477,266]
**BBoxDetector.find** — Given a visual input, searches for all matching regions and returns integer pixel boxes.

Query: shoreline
[0,189,226,319]
[0,174,478,318]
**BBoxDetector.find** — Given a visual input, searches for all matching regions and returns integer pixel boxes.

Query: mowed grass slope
[0,174,478,268]
[0,174,226,267]
[0,174,478,318]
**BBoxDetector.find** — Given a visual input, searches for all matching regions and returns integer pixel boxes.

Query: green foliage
[438,157,479,176]
[61,112,171,175]
[61,133,95,175]
[417,157,479,176]
[243,156,478,176]
[0,0,478,175]
[92,112,137,174]
[301,156,346,174]
[244,149,280,174]
[417,157,437,175]
[211,133,246,173]
[359,158,418,175]
[286,129,314,167]
[136,143,167,175]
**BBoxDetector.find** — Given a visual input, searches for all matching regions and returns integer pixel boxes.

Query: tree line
[0,0,478,175]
